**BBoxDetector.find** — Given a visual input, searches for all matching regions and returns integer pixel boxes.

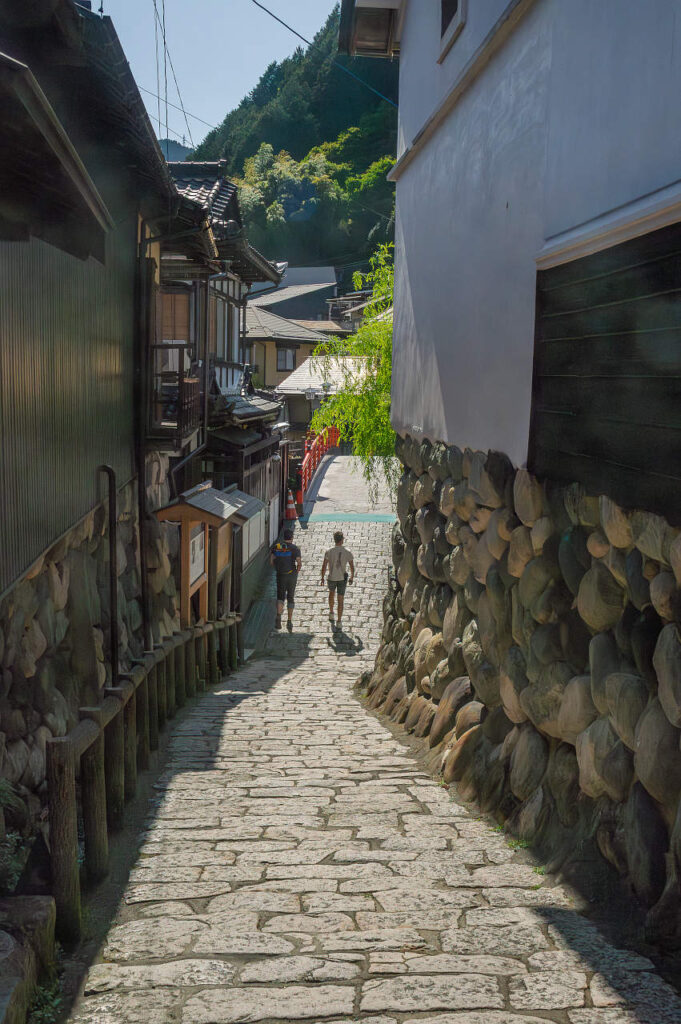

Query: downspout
[135,220,153,651]
[98,465,119,684]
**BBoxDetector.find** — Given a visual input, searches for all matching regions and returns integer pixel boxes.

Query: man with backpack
[321,530,355,629]
[270,528,302,632]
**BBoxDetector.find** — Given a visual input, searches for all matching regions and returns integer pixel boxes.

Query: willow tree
[310,244,397,501]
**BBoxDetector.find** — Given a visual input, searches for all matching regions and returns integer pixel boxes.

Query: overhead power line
[152,0,161,136]
[249,0,398,109]
[152,0,195,148]
[139,86,219,131]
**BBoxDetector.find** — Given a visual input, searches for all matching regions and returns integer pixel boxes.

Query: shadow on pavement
[324,628,365,657]
[58,634,315,1018]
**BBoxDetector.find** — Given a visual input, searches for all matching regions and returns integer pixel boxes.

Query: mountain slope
[192,5,397,271]
[193,7,397,174]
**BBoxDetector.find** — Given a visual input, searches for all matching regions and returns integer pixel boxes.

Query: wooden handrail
[300,426,340,501]
[46,615,235,942]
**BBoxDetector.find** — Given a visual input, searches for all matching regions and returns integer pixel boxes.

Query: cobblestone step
[63,468,681,1024]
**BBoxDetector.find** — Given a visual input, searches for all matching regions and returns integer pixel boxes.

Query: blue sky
[106,0,338,148]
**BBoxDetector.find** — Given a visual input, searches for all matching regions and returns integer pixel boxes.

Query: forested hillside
[192,5,398,271]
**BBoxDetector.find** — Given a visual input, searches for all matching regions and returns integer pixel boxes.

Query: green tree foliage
[236,140,394,266]
[310,244,397,499]
[192,5,397,268]
[193,7,397,173]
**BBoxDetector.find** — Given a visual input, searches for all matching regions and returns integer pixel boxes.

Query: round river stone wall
[364,435,681,942]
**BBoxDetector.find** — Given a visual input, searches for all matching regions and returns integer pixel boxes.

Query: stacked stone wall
[365,435,681,941]
[0,453,181,825]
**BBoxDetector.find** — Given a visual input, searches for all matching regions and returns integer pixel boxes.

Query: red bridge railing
[300,426,340,500]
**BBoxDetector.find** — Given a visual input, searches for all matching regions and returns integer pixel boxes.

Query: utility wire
[250,0,398,109]
[152,0,162,136]
[153,1,195,148]
[161,0,169,146]
[139,86,219,131]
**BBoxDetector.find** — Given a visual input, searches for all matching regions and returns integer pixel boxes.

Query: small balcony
[148,343,202,451]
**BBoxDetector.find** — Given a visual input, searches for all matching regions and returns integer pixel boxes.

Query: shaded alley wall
[367,435,681,941]
[0,453,181,823]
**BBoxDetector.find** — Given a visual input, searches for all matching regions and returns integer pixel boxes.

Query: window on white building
[439,0,466,61]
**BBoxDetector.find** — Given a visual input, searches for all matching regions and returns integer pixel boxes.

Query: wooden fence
[46,615,238,942]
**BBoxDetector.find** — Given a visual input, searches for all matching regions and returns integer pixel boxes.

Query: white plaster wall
[397,0,515,156]
[544,0,681,240]
[392,1,551,466]
[392,0,681,464]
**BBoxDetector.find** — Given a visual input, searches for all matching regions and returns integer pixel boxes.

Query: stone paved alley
[67,458,681,1023]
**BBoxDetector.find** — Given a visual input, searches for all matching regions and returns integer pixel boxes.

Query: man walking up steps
[321,531,355,629]
[270,528,302,632]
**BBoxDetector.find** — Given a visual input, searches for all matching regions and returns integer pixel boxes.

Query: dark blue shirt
[271,541,301,576]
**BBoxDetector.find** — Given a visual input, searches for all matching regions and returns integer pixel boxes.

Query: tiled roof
[177,484,244,523]
[292,320,350,334]
[245,306,328,345]
[275,356,365,396]
[167,161,239,224]
[226,393,282,421]
[249,281,337,308]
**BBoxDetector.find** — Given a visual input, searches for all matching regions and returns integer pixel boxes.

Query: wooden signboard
[154,482,242,629]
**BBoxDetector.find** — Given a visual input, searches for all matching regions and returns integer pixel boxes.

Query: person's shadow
[325,627,364,656]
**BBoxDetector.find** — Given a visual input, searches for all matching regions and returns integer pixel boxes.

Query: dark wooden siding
[0,220,137,595]
[528,221,681,522]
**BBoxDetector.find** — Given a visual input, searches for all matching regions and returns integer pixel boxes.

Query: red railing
[300,426,340,499]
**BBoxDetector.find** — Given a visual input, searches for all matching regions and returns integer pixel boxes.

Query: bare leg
[275,600,283,629]
[337,593,345,624]
[328,590,335,619]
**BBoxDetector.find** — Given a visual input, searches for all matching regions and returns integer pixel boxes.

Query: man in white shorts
[321,531,355,629]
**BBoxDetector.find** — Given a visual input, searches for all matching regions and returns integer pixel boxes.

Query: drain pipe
[98,465,119,685]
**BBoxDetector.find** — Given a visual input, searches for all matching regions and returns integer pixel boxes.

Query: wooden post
[124,689,137,801]
[46,737,81,942]
[103,689,125,831]
[236,617,244,665]
[122,666,149,773]
[174,636,186,708]
[165,639,176,718]
[197,629,207,692]
[194,628,205,692]
[217,621,229,676]
[208,627,219,686]
[79,710,108,883]
[136,673,150,771]
[185,632,196,699]
[147,664,159,751]
[155,646,167,728]
[229,622,238,671]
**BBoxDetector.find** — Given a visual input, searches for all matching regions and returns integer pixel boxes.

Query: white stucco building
[340,0,681,510]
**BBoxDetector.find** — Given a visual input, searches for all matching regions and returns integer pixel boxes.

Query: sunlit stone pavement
[66,459,681,1024]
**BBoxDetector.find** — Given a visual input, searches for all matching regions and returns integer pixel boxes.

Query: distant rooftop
[292,319,351,335]
[167,161,239,225]
[246,306,328,345]
[250,281,338,309]
[275,355,365,396]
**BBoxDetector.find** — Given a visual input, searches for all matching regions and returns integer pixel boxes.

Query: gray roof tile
[246,305,327,344]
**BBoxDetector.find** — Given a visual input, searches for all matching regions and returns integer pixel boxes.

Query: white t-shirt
[325,545,353,581]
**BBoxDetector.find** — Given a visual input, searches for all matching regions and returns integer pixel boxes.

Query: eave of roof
[250,280,337,308]
[0,49,113,233]
[246,305,328,345]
